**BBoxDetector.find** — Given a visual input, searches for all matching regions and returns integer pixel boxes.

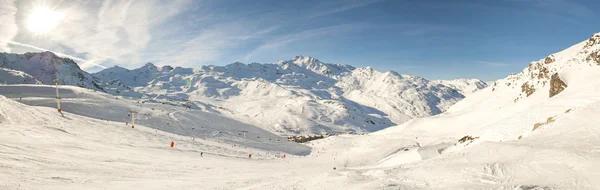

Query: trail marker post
[129,111,137,129]
[55,81,62,114]
[241,130,248,139]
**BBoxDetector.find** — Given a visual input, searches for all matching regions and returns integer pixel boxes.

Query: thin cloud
[148,22,279,67]
[244,24,365,61]
[0,0,18,52]
[5,0,192,70]
[307,0,385,19]
[7,41,107,69]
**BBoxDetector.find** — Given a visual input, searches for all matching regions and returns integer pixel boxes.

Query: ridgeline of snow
[319,32,600,189]
[0,52,105,91]
[0,51,486,135]
[93,55,483,135]
[431,78,488,96]
[337,67,468,124]
[0,67,41,84]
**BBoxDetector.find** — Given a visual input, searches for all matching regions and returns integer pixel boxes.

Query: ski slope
[3,85,600,189]
[2,33,600,189]
[0,85,310,155]
[0,92,404,189]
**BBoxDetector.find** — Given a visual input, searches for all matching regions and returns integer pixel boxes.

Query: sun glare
[26,7,64,35]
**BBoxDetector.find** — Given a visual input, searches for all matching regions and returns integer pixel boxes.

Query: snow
[0,67,41,84]
[0,52,103,90]
[2,32,600,189]
[431,78,488,96]
[2,52,486,136]
[0,85,309,156]
[91,55,482,135]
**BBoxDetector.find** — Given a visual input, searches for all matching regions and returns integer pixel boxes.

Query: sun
[26,6,64,35]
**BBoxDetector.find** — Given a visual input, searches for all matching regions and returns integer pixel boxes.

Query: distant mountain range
[0,52,487,135]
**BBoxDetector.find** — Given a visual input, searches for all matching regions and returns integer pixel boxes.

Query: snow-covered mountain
[0,51,487,135]
[337,67,469,123]
[0,52,105,91]
[323,32,600,188]
[2,32,600,189]
[431,78,488,96]
[0,51,143,97]
[93,55,485,135]
[0,67,41,85]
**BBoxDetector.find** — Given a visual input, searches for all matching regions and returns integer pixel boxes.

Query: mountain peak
[587,32,600,47]
[292,55,321,65]
[140,62,157,70]
[143,62,156,67]
[23,51,60,60]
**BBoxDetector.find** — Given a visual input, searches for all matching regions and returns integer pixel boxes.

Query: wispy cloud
[146,21,280,67]
[478,61,509,68]
[7,40,107,69]
[0,0,18,52]
[4,0,192,69]
[243,24,365,61]
[306,0,386,19]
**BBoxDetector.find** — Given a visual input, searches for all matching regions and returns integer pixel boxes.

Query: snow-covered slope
[431,78,488,96]
[0,51,486,135]
[0,84,309,155]
[0,67,41,84]
[3,33,600,190]
[93,55,482,135]
[338,67,467,124]
[0,52,106,91]
[316,32,600,189]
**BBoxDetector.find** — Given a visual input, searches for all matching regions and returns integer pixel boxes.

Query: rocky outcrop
[458,135,479,144]
[587,33,600,47]
[586,50,600,65]
[521,82,535,97]
[549,73,567,98]
[544,55,555,64]
[528,61,550,79]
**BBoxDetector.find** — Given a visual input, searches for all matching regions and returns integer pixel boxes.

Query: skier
[201,152,203,157]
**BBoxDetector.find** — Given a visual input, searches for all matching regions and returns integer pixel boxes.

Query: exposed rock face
[458,135,479,144]
[528,61,549,80]
[521,82,535,97]
[544,55,555,64]
[587,50,600,65]
[549,73,567,98]
[587,33,600,47]
[538,67,549,79]
[162,65,174,71]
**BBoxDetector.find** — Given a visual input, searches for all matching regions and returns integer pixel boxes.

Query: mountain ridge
[0,52,487,135]
[92,55,487,134]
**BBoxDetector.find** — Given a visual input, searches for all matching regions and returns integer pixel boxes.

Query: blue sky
[2,0,599,81]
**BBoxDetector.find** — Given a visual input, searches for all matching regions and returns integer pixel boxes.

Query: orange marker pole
[55,82,62,113]
[170,141,174,147]
[131,112,135,129]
